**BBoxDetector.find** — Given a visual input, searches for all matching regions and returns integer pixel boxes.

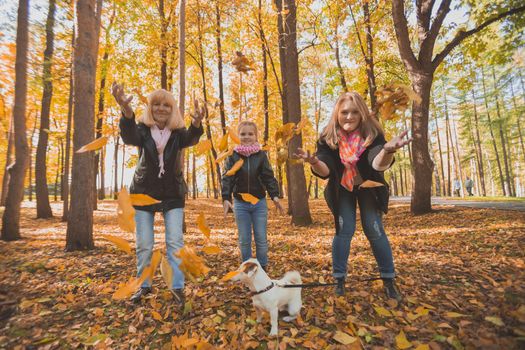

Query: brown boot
[170,289,185,309]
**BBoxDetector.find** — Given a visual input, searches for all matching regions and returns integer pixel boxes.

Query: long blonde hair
[139,89,184,130]
[320,91,383,149]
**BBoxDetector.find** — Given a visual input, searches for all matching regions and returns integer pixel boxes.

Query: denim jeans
[135,208,184,289]
[332,186,395,279]
[234,198,268,267]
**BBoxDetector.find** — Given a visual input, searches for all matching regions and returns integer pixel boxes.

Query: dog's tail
[282,271,302,285]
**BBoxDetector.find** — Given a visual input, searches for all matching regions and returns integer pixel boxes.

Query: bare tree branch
[419,0,451,63]
[392,0,419,70]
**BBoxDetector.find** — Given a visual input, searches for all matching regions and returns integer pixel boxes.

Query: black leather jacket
[221,150,280,202]
[312,134,393,234]
[119,115,203,211]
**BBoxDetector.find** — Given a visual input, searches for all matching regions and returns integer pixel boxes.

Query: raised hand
[190,94,206,127]
[293,148,318,165]
[111,82,134,118]
[383,130,412,152]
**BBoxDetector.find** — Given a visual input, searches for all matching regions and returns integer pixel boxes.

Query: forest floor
[0,199,524,349]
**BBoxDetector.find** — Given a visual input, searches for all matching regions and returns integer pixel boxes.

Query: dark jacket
[312,134,392,234]
[119,115,203,212]
[221,150,280,203]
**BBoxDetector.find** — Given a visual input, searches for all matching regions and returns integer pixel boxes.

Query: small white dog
[231,258,302,336]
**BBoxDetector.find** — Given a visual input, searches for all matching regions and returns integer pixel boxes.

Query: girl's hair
[139,89,184,130]
[237,120,259,140]
[320,91,383,149]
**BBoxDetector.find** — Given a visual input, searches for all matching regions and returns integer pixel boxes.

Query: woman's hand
[191,96,206,127]
[272,197,285,215]
[383,130,412,153]
[111,82,134,119]
[223,200,233,218]
[293,148,319,165]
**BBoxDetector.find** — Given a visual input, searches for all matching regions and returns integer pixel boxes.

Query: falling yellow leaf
[225,158,244,176]
[145,250,162,281]
[359,180,385,188]
[129,194,161,206]
[395,330,412,349]
[294,118,307,134]
[445,312,468,318]
[239,193,259,204]
[228,126,241,144]
[333,331,357,345]
[197,213,211,238]
[76,136,108,153]
[195,139,212,156]
[373,306,393,317]
[221,270,240,282]
[112,277,141,300]
[201,245,221,254]
[160,256,173,289]
[117,188,135,233]
[215,148,233,163]
[175,246,210,282]
[217,133,229,152]
[484,316,505,326]
[101,234,132,254]
[275,122,296,144]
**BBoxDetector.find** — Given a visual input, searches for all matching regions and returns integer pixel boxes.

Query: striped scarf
[338,129,367,191]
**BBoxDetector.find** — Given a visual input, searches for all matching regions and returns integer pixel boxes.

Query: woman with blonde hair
[112,83,205,306]
[295,91,411,300]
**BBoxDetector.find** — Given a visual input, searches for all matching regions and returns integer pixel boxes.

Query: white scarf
[150,124,172,178]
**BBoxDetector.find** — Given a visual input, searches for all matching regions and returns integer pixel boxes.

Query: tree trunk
[62,25,75,222]
[491,67,514,196]
[1,114,14,206]
[282,0,311,225]
[192,152,196,199]
[35,0,56,218]
[510,80,525,164]
[409,72,434,213]
[94,48,110,205]
[28,114,37,202]
[65,0,102,251]
[259,0,270,143]
[159,0,168,90]
[1,0,29,241]
[481,67,506,196]
[444,100,452,196]
[471,89,486,196]
[113,135,119,199]
[333,24,347,92]
[215,0,226,134]
[55,142,62,201]
[363,1,377,111]
[451,114,464,197]
[432,100,445,196]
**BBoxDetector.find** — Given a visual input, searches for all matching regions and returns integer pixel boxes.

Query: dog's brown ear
[242,262,258,277]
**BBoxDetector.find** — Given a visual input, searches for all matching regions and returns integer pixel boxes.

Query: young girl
[295,91,411,300]
[112,83,205,306]
[221,121,284,271]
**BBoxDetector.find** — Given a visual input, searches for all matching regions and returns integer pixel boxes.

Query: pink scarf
[234,143,261,157]
[151,124,172,178]
[338,129,367,191]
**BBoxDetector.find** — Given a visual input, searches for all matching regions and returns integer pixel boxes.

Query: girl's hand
[223,200,233,218]
[293,148,319,165]
[383,130,412,153]
[191,96,206,127]
[111,82,133,118]
[272,197,284,215]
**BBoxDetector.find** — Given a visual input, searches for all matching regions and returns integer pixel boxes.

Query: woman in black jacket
[295,91,411,300]
[221,121,283,271]
[112,82,205,306]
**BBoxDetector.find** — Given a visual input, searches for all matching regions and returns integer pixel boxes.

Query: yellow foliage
[195,139,212,156]
[197,213,211,238]
[215,149,233,164]
[217,134,229,152]
[201,245,221,254]
[175,246,210,281]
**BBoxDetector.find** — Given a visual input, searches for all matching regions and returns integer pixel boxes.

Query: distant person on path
[453,178,461,197]
[221,121,284,272]
[112,82,205,307]
[294,91,411,301]
[465,177,474,196]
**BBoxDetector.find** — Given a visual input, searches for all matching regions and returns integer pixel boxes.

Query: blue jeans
[332,186,395,279]
[135,208,184,289]
[234,198,269,267]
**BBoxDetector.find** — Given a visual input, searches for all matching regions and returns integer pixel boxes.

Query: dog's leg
[269,308,279,336]
[255,306,264,323]
[283,295,302,322]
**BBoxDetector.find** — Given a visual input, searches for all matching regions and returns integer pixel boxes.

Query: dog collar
[250,282,275,297]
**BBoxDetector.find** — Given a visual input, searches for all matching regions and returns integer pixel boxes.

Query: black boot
[130,287,152,303]
[261,265,268,273]
[382,278,402,302]
[335,278,345,296]
[170,289,185,310]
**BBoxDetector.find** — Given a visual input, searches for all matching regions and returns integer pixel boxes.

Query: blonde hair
[320,91,383,149]
[139,89,184,130]
[237,120,259,141]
